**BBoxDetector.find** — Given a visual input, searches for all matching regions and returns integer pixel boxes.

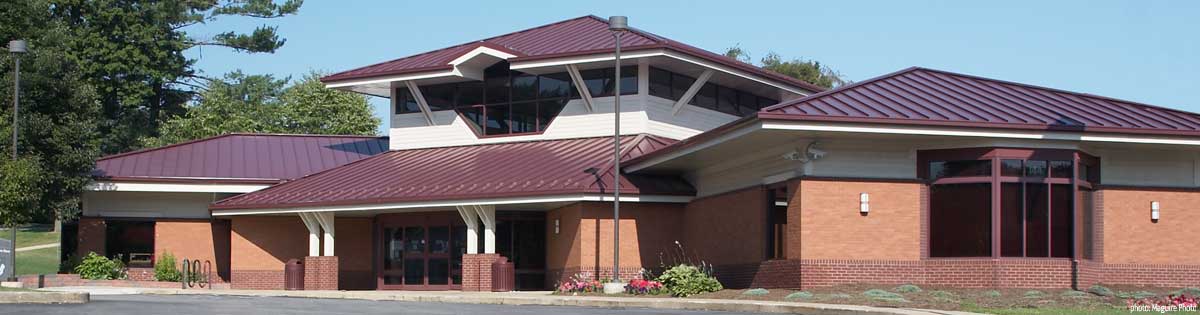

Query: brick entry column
[303,256,338,290]
[462,253,501,291]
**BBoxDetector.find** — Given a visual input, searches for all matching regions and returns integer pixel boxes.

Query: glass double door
[377,213,465,290]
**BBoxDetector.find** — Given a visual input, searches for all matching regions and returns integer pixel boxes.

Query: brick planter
[462,254,506,291]
[303,256,339,291]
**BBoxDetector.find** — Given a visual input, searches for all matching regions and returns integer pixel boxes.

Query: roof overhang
[210,193,693,216]
[626,116,1200,173]
[88,179,274,193]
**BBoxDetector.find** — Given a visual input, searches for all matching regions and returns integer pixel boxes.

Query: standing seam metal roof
[320,15,825,93]
[761,67,1200,136]
[210,135,692,211]
[93,134,390,183]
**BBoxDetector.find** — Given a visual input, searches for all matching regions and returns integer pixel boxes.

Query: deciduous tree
[724,46,847,88]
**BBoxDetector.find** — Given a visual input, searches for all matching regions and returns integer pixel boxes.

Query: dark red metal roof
[761,67,1200,136]
[321,15,824,93]
[210,135,693,211]
[94,134,389,183]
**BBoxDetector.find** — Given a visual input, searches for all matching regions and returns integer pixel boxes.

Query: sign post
[0,238,12,280]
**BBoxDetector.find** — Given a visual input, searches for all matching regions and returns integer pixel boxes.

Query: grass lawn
[0,225,62,276]
[0,287,34,292]
[14,246,61,276]
[0,225,61,248]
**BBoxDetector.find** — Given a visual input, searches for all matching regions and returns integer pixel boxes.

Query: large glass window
[105,220,155,267]
[924,148,1097,259]
[649,66,777,117]
[399,61,581,136]
[580,66,637,97]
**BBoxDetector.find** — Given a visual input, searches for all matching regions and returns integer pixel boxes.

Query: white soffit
[210,194,693,216]
[88,181,271,193]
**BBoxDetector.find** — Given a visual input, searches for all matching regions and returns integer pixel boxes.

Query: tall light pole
[6,39,26,282]
[607,16,628,290]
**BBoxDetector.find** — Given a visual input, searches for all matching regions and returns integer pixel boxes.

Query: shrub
[1118,290,1157,299]
[1061,290,1089,298]
[1023,290,1047,298]
[154,252,182,282]
[656,264,723,297]
[784,291,813,299]
[74,252,126,280]
[981,290,1002,298]
[556,272,601,294]
[1089,284,1115,297]
[930,290,955,299]
[624,278,666,295]
[893,284,922,293]
[743,288,769,296]
[1172,288,1200,297]
[827,293,852,299]
[864,289,903,300]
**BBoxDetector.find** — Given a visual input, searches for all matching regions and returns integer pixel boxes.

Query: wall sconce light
[860,193,870,214]
[555,219,561,234]
[1151,201,1160,221]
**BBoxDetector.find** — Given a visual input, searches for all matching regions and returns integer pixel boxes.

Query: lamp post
[604,16,628,294]
[6,39,26,282]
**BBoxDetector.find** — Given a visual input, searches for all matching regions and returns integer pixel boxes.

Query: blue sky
[185,0,1199,135]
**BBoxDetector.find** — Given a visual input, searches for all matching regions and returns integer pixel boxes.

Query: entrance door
[496,211,547,290]
[377,213,465,290]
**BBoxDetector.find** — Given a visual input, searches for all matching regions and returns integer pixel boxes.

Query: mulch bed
[690,283,1193,312]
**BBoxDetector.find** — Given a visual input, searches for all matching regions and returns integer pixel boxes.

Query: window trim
[919,147,1099,259]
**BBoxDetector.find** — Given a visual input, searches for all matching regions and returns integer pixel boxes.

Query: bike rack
[180,258,213,289]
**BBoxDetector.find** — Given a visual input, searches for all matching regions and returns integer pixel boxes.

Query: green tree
[1,0,102,222]
[144,71,379,147]
[724,46,847,89]
[49,0,303,154]
[0,157,44,228]
[278,72,379,135]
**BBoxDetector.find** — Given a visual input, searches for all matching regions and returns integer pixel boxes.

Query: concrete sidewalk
[40,287,985,315]
[15,243,59,252]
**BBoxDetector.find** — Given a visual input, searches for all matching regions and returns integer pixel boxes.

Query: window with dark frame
[923,148,1097,259]
[105,220,156,267]
[648,66,778,117]
[395,61,593,137]
[766,185,789,260]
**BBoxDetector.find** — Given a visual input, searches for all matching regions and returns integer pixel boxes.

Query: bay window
[922,148,1098,259]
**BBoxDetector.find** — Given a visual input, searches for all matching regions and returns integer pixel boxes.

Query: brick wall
[303,256,339,291]
[230,216,307,290]
[77,217,106,257]
[546,203,583,280]
[334,218,373,290]
[684,187,767,266]
[154,219,231,282]
[575,201,685,275]
[462,253,502,291]
[796,179,923,261]
[1099,188,1200,265]
[18,274,230,289]
[231,270,285,290]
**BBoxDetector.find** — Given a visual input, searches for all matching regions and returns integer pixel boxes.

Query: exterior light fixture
[1151,201,1160,221]
[6,39,27,282]
[605,15,630,294]
[860,193,870,214]
[554,219,560,235]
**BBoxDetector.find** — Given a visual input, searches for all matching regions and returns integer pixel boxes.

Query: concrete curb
[132,289,985,315]
[0,292,90,304]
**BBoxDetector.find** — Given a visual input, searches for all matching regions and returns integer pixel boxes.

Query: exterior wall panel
[796,179,922,261]
[83,191,233,219]
[1100,189,1200,265]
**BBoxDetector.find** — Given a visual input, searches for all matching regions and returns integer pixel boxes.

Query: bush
[1118,290,1157,299]
[625,278,666,295]
[982,290,1002,298]
[864,289,903,299]
[1089,284,1115,297]
[785,291,813,299]
[1061,290,1089,298]
[74,252,125,280]
[1023,290,1047,298]
[742,288,769,296]
[930,290,956,299]
[154,252,182,282]
[893,284,922,293]
[556,272,601,294]
[656,264,723,297]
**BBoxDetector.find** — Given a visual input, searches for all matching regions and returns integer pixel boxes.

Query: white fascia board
[210,194,693,216]
[324,69,457,89]
[624,121,763,173]
[87,181,271,193]
[761,120,1200,146]
[448,46,518,66]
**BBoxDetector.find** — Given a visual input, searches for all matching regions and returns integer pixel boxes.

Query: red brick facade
[303,256,339,290]
[462,253,502,291]
[230,270,286,290]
